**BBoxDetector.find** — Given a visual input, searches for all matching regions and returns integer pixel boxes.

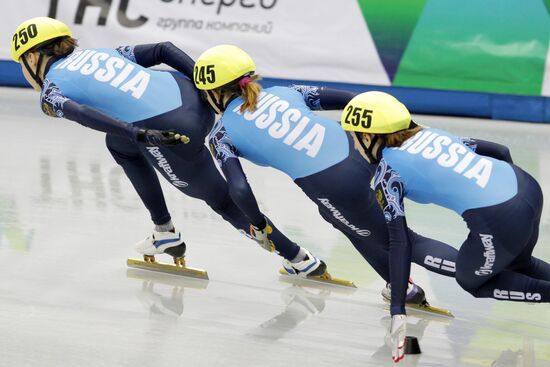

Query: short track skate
[382,297,454,318]
[278,268,356,288]
[127,242,208,280]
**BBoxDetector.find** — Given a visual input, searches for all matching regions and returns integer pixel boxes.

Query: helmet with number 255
[10,17,72,62]
[194,45,255,90]
[340,91,412,134]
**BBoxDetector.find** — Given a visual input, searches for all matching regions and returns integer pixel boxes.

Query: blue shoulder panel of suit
[45,48,182,123]
[220,86,349,179]
[382,127,518,214]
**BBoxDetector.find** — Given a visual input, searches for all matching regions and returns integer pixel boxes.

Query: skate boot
[381,279,426,305]
[127,229,208,280]
[381,279,453,317]
[279,248,356,288]
[135,228,186,259]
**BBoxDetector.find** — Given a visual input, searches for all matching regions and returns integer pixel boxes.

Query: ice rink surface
[1,86,550,367]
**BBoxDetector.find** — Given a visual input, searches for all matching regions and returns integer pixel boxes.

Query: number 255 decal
[343,106,373,129]
[194,65,216,85]
[13,23,38,51]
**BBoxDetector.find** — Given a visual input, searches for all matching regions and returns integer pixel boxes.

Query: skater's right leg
[457,189,550,303]
[106,135,186,259]
[507,183,550,281]
[106,134,171,226]
[456,228,550,302]
[140,144,302,261]
[509,220,550,281]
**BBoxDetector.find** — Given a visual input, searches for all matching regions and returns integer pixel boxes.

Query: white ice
[1,87,549,367]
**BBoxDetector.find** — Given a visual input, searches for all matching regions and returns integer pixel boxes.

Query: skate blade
[278,268,357,288]
[407,302,454,318]
[127,258,209,280]
[383,298,454,318]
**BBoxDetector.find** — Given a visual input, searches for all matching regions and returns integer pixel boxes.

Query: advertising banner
[0,0,389,86]
[1,1,549,120]
[357,0,549,96]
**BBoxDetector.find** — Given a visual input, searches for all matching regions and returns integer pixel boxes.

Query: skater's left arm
[208,120,265,227]
[222,159,266,228]
[373,160,412,316]
[116,42,195,80]
[374,160,410,363]
[290,85,358,111]
[41,79,186,145]
[461,137,513,163]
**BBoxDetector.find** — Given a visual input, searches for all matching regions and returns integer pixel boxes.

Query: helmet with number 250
[194,45,255,90]
[11,17,72,62]
[340,91,412,134]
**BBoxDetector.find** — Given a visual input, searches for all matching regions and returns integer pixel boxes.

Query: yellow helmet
[340,91,412,134]
[194,44,255,90]
[11,17,72,62]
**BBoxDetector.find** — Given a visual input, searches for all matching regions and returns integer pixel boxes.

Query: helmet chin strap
[352,132,384,164]
[204,90,225,114]
[203,89,239,115]
[21,53,45,89]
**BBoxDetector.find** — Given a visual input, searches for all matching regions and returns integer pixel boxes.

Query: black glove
[136,128,190,146]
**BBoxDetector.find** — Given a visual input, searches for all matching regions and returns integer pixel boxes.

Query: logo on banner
[48,0,148,28]
[48,0,278,28]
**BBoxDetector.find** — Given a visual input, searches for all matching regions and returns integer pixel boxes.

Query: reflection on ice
[127,268,209,320]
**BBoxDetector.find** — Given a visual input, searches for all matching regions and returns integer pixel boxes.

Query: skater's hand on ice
[137,128,190,146]
[249,218,275,252]
[387,314,406,363]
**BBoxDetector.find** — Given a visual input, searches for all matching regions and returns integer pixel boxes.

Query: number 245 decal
[13,23,38,51]
[343,105,373,129]
[194,65,216,85]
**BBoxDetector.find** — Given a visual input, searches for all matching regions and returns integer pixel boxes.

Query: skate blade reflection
[126,268,209,289]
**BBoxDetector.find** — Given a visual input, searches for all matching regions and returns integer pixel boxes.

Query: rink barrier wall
[2,60,549,124]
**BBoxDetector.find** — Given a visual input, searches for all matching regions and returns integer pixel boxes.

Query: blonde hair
[216,75,263,113]
[239,75,262,113]
[379,125,424,147]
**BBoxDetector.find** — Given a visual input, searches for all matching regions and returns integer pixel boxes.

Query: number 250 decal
[343,106,373,129]
[13,23,38,51]
[194,65,216,85]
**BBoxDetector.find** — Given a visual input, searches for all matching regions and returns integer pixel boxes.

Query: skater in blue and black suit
[10,16,327,275]
[340,91,550,363]
[193,44,473,297]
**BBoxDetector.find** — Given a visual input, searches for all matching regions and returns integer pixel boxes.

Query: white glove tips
[249,221,275,252]
[387,314,407,363]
